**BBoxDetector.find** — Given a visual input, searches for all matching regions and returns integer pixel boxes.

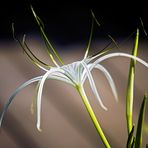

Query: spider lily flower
[36,52,148,130]
[0,50,147,131]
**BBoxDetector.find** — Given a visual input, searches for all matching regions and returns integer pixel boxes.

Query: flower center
[61,61,83,85]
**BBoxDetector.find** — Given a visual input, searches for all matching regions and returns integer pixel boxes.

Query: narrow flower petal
[36,68,69,131]
[0,76,42,127]
[92,53,148,68]
[94,64,118,101]
[36,69,55,131]
[81,61,108,110]
[82,62,118,101]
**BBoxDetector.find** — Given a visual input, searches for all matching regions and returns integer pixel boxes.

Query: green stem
[76,85,110,148]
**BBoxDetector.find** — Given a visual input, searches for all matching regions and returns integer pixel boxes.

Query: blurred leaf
[126,126,135,148]
[135,94,147,148]
[144,123,148,134]
[131,137,135,148]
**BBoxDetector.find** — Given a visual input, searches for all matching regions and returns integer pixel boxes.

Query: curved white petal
[82,63,118,101]
[94,64,118,101]
[36,68,74,131]
[92,53,148,68]
[81,61,108,111]
[0,76,42,127]
[36,69,58,131]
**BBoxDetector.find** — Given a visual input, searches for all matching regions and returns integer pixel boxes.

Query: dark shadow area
[0,0,148,44]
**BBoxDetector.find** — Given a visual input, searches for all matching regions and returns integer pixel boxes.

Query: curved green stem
[76,84,110,148]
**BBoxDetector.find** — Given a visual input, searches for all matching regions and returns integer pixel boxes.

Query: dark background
[0,0,148,44]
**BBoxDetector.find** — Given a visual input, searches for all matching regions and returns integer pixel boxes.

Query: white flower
[0,50,147,131]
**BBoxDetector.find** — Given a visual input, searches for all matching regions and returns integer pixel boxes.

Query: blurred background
[0,0,148,147]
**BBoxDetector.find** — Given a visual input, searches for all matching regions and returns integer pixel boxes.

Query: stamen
[84,12,94,59]
[31,6,64,65]
[23,37,51,68]
[12,24,50,71]
[49,54,60,67]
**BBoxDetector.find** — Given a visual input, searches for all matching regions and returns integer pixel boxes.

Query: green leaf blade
[126,29,139,134]
[126,125,135,148]
[135,94,147,148]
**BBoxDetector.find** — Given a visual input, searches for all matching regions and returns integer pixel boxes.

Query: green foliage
[126,29,139,134]
[135,94,147,148]
[126,126,135,148]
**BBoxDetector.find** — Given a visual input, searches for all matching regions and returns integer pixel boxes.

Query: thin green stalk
[126,29,139,134]
[76,84,110,148]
